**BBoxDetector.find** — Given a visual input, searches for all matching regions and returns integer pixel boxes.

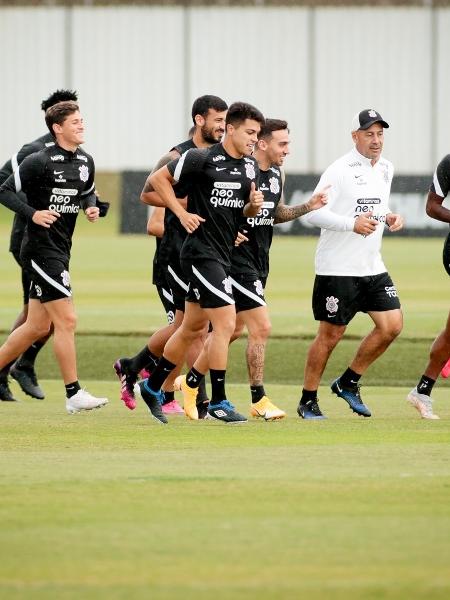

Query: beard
[201,124,223,145]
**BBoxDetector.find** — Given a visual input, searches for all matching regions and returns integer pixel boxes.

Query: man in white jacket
[297,109,404,419]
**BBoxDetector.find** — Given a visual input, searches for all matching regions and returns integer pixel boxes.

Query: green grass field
[1,206,450,598]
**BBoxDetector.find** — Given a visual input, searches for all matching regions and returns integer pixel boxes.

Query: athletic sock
[147,356,177,391]
[417,374,436,396]
[162,390,174,405]
[300,388,318,404]
[250,385,265,403]
[196,377,209,405]
[0,360,15,380]
[186,367,204,389]
[129,346,159,373]
[16,341,46,369]
[210,369,226,405]
[339,367,361,389]
[65,381,81,398]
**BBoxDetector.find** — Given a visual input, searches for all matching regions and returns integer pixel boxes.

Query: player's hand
[32,209,60,228]
[235,231,249,246]
[308,185,330,210]
[386,212,404,232]
[353,212,378,236]
[179,211,205,234]
[85,206,100,222]
[249,182,264,211]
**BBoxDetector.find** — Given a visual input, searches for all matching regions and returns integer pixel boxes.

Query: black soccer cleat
[10,364,45,400]
[134,380,168,424]
[297,398,327,420]
[331,378,371,417]
[0,378,19,402]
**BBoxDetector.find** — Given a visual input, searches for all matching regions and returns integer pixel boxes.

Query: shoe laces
[217,399,235,411]
[309,400,323,416]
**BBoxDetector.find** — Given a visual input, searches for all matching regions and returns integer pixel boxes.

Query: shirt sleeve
[430,155,450,198]
[167,148,207,184]
[301,165,355,232]
[0,154,43,219]
[80,157,97,209]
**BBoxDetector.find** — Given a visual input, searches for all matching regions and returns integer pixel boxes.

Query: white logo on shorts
[326,296,339,313]
[61,270,71,287]
[223,277,233,294]
[167,310,175,324]
[35,284,42,297]
[254,279,264,297]
[385,285,397,298]
[193,288,200,300]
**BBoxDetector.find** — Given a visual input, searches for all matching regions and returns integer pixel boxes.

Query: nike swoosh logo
[354,175,362,179]
[54,170,64,175]
[216,167,226,171]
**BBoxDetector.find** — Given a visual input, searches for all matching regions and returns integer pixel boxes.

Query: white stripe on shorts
[31,260,72,297]
[162,287,174,304]
[168,265,189,292]
[229,277,266,306]
[191,265,235,305]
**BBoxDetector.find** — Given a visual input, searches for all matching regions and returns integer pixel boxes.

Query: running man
[114,95,227,417]
[0,89,109,403]
[407,153,450,419]
[297,109,403,419]
[0,101,108,413]
[135,101,265,424]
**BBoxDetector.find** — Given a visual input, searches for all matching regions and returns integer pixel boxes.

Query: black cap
[351,109,389,132]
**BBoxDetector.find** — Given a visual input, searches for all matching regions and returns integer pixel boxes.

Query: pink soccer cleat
[441,358,450,379]
[113,359,137,410]
[162,399,184,415]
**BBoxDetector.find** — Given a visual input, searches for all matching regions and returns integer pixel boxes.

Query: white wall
[0,4,448,174]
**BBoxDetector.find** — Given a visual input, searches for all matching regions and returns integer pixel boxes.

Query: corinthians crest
[245,162,255,180]
[79,165,89,182]
[325,296,339,313]
[269,176,280,194]
[254,279,264,297]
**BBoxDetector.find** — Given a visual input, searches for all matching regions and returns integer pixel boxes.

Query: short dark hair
[191,95,228,123]
[259,118,289,140]
[45,100,80,136]
[226,102,265,128]
[41,89,78,112]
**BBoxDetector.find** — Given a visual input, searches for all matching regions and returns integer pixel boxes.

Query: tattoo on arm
[142,151,179,194]
[274,201,312,224]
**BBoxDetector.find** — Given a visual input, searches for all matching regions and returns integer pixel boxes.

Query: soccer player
[0,101,108,414]
[177,119,329,421]
[113,95,227,417]
[407,154,450,419]
[0,89,109,403]
[135,101,265,424]
[297,109,404,419]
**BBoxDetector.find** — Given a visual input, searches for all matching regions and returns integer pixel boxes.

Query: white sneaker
[407,387,440,420]
[66,389,109,414]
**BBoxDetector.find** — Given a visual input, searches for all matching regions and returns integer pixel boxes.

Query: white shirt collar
[351,146,380,168]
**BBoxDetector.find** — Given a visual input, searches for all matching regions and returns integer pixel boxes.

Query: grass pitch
[1,383,450,600]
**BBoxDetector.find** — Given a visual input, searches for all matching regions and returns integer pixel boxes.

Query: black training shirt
[431,154,450,199]
[166,143,259,268]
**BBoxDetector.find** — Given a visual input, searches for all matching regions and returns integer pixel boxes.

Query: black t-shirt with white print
[0,144,96,262]
[166,143,259,269]
[231,165,283,278]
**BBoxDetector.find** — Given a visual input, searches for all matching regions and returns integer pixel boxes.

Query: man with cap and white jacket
[297,108,404,419]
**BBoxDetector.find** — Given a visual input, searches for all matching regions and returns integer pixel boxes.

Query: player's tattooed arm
[274,185,330,224]
[141,150,179,205]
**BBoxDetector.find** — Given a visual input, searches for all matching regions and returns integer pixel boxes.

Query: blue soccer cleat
[207,400,247,424]
[331,378,371,417]
[297,398,327,420]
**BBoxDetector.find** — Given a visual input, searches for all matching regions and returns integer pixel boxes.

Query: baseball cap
[351,109,389,132]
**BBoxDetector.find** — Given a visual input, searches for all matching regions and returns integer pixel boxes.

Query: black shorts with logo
[156,283,176,325]
[181,259,235,309]
[26,255,72,303]
[165,261,189,311]
[230,273,267,312]
[312,272,401,325]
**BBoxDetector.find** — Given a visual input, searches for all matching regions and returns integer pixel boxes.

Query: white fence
[0,4,449,175]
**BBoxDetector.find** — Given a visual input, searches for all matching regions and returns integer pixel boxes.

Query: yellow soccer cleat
[174,375,199,420]
[250,396,286,421]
